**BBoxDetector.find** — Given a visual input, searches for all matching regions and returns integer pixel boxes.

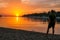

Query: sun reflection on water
[15,13,19,22]
[16,17,19,22]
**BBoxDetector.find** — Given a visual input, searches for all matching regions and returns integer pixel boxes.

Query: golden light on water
[15,13,19,22]
[15,12,19,22]
[16,17,19,22]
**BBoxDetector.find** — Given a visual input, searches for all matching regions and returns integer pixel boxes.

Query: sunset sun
[16,14,19,17]
[11,7,24,16]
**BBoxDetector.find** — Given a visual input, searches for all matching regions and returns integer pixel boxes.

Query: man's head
[50,10,56,15]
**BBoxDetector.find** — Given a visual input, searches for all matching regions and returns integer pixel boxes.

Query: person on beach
[47,10,56,35]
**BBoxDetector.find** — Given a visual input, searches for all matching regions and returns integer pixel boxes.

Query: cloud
[0,0,60,14]
[1,0,60,8]
[0,0,21,8]
[21,0,60,8]
[0,2,8,8]
[0,0,8,8]
[0,0,21,4]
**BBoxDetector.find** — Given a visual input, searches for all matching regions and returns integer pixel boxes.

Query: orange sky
[0,0,60,16]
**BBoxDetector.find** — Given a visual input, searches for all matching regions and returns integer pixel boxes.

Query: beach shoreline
[0,27,60,40]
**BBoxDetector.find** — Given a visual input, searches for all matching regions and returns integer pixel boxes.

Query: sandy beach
[0,27,60,40]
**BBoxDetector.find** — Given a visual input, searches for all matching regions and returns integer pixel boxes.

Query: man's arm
[48,17,50,23]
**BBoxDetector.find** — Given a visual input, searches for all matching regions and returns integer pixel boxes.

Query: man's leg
[47,27,49,35]
[52,22,55,35]
[47,25,50,35]
[52,26,55,35]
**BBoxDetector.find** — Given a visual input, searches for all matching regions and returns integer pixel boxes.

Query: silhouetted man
[47,10,56,35]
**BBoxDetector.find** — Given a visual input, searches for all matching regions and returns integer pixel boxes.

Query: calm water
[0,17,60,34]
